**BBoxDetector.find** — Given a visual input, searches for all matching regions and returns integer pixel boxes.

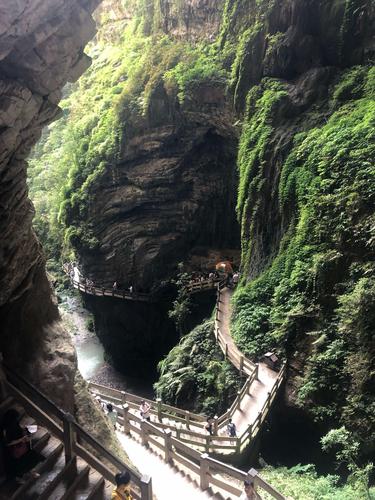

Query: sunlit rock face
[0,0,99,408]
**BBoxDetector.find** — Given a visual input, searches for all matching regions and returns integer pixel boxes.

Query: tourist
[233,272,240,285]
[106,403,118,429]
[205,417,214,436]
[129,285,133,294]
[1,408,43,483]
[111,470,132,499]
[113,281,118,290]
[239,479,262,499]
[227,418,237,437]
[139,400,151,422]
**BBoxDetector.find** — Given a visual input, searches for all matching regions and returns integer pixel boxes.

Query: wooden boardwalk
[63,263,218,303]
[90,284,285,457]
[217,288,278,436]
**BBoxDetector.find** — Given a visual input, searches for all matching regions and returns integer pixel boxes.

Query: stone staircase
[0,395,113,500]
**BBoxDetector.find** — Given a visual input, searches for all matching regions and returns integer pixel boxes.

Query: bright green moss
[154,321,243,415]
[232,66,375,436]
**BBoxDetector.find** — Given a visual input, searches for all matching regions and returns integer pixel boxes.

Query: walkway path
[117,432,215,500]
[63,263,218,303]
[218,288,278,435]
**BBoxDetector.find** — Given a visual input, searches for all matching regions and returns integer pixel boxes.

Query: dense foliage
[154,321,244,416]
[28,0,375,493]
[28,9,226,263]
[262,464,375,500]
[232,66,375,445]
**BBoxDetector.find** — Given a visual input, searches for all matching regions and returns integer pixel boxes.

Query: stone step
[10,439,64,500]
[33,456,76,500]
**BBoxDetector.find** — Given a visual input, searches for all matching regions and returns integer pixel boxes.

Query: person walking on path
[139,400,151,421]
[111,470,132,499]
[227,418,237,437]
[239,479,262,499]
[205,417,214,436]
[106,403,118,429]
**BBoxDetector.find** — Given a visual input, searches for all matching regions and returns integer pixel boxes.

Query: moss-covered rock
[154,321,244,415]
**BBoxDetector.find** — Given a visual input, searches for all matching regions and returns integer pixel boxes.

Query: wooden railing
[90,396,286,499]
[3,366,153,500]
[89,280,286,455]
[184,278,219,294]
[63,264,151,302]
[89,382,238,454]
[63,264,222,302]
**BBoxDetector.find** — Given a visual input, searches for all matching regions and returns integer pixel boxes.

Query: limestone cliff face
[81,89,238,290]
[0,0,99,407]
[226,0,375,452]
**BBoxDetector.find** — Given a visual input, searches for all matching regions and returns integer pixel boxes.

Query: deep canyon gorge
[1,0,375,497]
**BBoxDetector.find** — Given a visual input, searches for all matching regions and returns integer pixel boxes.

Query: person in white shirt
[139,401,151,421]
[106,403,118,429]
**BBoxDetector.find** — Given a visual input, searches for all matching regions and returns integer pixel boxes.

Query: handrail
[107,405,286,499]
[63,264,221,302]
[3,365,152,500]
[90,283,286,456]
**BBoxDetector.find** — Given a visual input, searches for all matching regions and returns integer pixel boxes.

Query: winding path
[218,288,278,436]
[88,280,286,498]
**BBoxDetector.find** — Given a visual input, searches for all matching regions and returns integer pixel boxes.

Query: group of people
[205,416,237,438]
[94,395,152,429]
[113,282,134,294]
[94,395,261,499]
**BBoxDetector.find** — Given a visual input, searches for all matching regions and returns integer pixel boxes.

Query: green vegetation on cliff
[28,0,375,493]
[233,66,375,447]
[28,9,226,262]
[154,321,244,415]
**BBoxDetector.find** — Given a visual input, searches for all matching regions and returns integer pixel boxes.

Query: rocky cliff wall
[226,0,375,454]
[0,0,102,405]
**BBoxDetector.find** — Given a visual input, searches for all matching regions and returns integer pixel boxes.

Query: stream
[59,294,154,398]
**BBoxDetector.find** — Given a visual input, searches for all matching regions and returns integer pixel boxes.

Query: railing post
[199,453,210,490]
[236,390,242,411]
[121,391,127,406]
[63,412,76,464]
[205,435,210,453]
[122,404,131,435]
[176,427,181,440]
[156,398,162,422]
[266,391,271,410]
[141,420,148,447]
[247,422,253,440]
[102,287,105,296]
[235,436,241,454]
[164,429,172,463]
[140,474,153,500]
[254,363,259,380]
[246,468,260,494]
[213,415,218,436]
[240,355,244,375]
[185,411,190,428]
